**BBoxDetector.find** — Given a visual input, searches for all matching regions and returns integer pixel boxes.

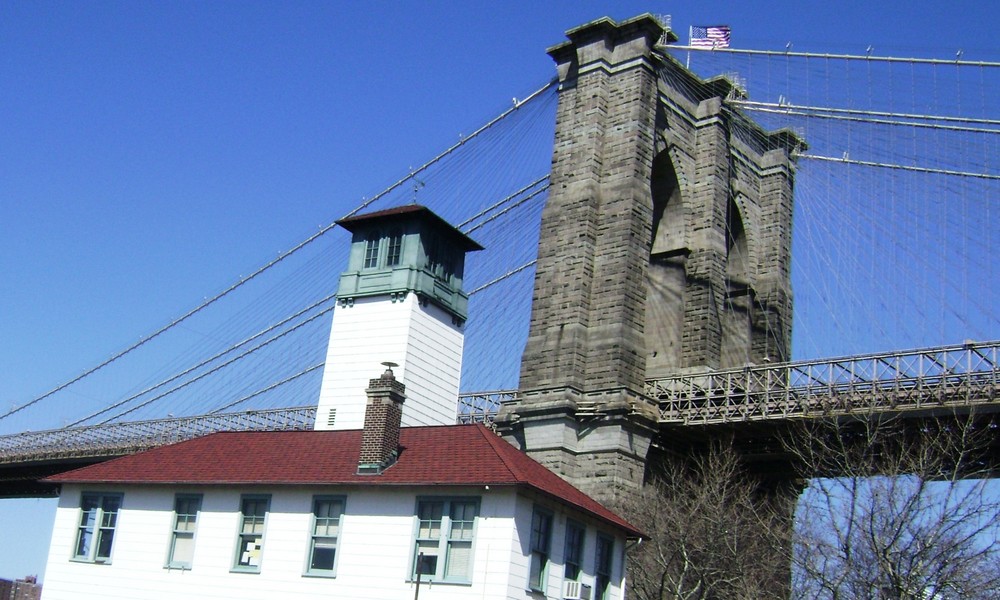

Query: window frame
[563,519,586,582]
[72,492,123,564]
[362,230,382,270]
[595,533,615,600]
[304,495,345,577]
[410,496,480,584]
[232,494,271,573]
[527,506,553,593]
[166,493,202,570]
[385,229,404,267]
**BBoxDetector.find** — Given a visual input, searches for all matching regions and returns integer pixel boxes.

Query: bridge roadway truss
[0,407,316,497]
[0,340,995,496]
[650,339,999,424]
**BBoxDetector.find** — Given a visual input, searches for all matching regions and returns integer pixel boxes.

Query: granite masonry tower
[496,15,803,504]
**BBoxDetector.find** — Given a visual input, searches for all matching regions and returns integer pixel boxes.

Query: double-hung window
[233,495,270,572]
[412,497,479,583]
[528,507,553,592]
[595,534,614,599]
[167,494,201,569]
[306,495,344,576]
[563,520,585,581]
[363,231,381,269]
[386,229,403,267]
[74,492,122,563]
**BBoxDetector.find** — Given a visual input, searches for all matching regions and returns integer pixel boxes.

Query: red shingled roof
[46,424,641,537]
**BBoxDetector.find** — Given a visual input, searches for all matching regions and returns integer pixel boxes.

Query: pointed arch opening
[726,197,749,282]
[646,150,686,378]
[650,151,684,255]
[722,197,753,367]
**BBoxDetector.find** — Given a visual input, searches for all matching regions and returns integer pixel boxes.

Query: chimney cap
[359,366,405,475]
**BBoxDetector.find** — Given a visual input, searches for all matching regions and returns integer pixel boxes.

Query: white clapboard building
[40,206,642,600]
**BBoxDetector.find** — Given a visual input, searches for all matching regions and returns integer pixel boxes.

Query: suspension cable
[457,175,549,230]
[669,45,1000,68]
[208,363,326,414]
[65,294,338,427]
[2,78,557,422]
[342,79,557,220]
[739,104,1000,135]
[92,307,335,425]
[463,183,550,235]
[468,260,537,296]
[799,154,1000,180]
[734,99,1000,127]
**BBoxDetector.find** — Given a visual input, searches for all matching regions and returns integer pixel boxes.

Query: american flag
[690,25,731,48]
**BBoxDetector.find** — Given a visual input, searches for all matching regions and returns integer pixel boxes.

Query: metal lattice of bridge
[3,341,995,479]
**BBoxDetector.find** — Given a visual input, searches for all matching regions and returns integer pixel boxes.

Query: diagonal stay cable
[0,232,339,423]
[462,185,550,236]
[456,175,550,230]
[93,306,335,425]
[1,78,557,423]
[208,363,326,414]
[739,104,1000,136]
[468,260,537,296]
[65,293,338,427]
[342,79,557,220]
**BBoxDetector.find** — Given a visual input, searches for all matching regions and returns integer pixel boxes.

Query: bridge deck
[0,342,995,472]
[0,407,316,465]
[649,340,998,425]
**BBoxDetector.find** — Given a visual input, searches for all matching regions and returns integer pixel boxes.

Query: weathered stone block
[500,15,802,504]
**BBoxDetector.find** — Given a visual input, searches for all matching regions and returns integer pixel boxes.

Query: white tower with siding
[315,205,482,430]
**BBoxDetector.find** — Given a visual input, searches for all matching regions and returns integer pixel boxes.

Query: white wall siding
[511,495,631,600]
[317,296,414,431]
[399,299,464,427]
[316,293,464,431]
[42,485,563,600]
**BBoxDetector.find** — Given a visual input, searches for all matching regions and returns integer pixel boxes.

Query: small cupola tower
[315,205,483,431]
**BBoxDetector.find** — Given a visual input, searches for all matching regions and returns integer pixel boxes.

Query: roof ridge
[44,424,643,537]
[473,426,645,538]
[474,424,528,483]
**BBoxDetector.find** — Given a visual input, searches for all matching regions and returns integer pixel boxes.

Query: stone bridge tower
[496,15,803,505]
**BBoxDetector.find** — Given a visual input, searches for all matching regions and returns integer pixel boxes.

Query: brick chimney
[357,363,406,474]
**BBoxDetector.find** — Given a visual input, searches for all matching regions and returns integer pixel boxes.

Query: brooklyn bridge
[1,15,997,503]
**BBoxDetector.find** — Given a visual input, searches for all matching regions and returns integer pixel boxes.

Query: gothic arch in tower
[647,148,687,377]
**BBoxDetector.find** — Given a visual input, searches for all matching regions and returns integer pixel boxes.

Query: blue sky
[1,0,997,583]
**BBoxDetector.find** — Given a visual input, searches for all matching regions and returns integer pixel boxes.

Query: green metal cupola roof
[334,205,483,322]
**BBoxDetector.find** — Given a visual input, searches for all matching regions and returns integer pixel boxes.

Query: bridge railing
[648,340,999,425]
[2,343,997,464]
[0,407,316,464]
[457,390,517,425]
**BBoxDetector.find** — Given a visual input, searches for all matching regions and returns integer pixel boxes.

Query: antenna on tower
[409,167,425,203]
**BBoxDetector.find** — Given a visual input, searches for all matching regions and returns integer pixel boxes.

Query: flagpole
[686,25,692,69]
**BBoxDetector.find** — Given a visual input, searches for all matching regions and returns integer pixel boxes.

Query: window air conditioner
[563,580,593,600]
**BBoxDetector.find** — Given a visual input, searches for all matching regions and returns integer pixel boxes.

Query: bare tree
[622,445,792,600]
[788,414,1000,600]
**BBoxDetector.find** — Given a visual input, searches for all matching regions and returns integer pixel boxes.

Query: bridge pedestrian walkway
[1,341,996,493]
